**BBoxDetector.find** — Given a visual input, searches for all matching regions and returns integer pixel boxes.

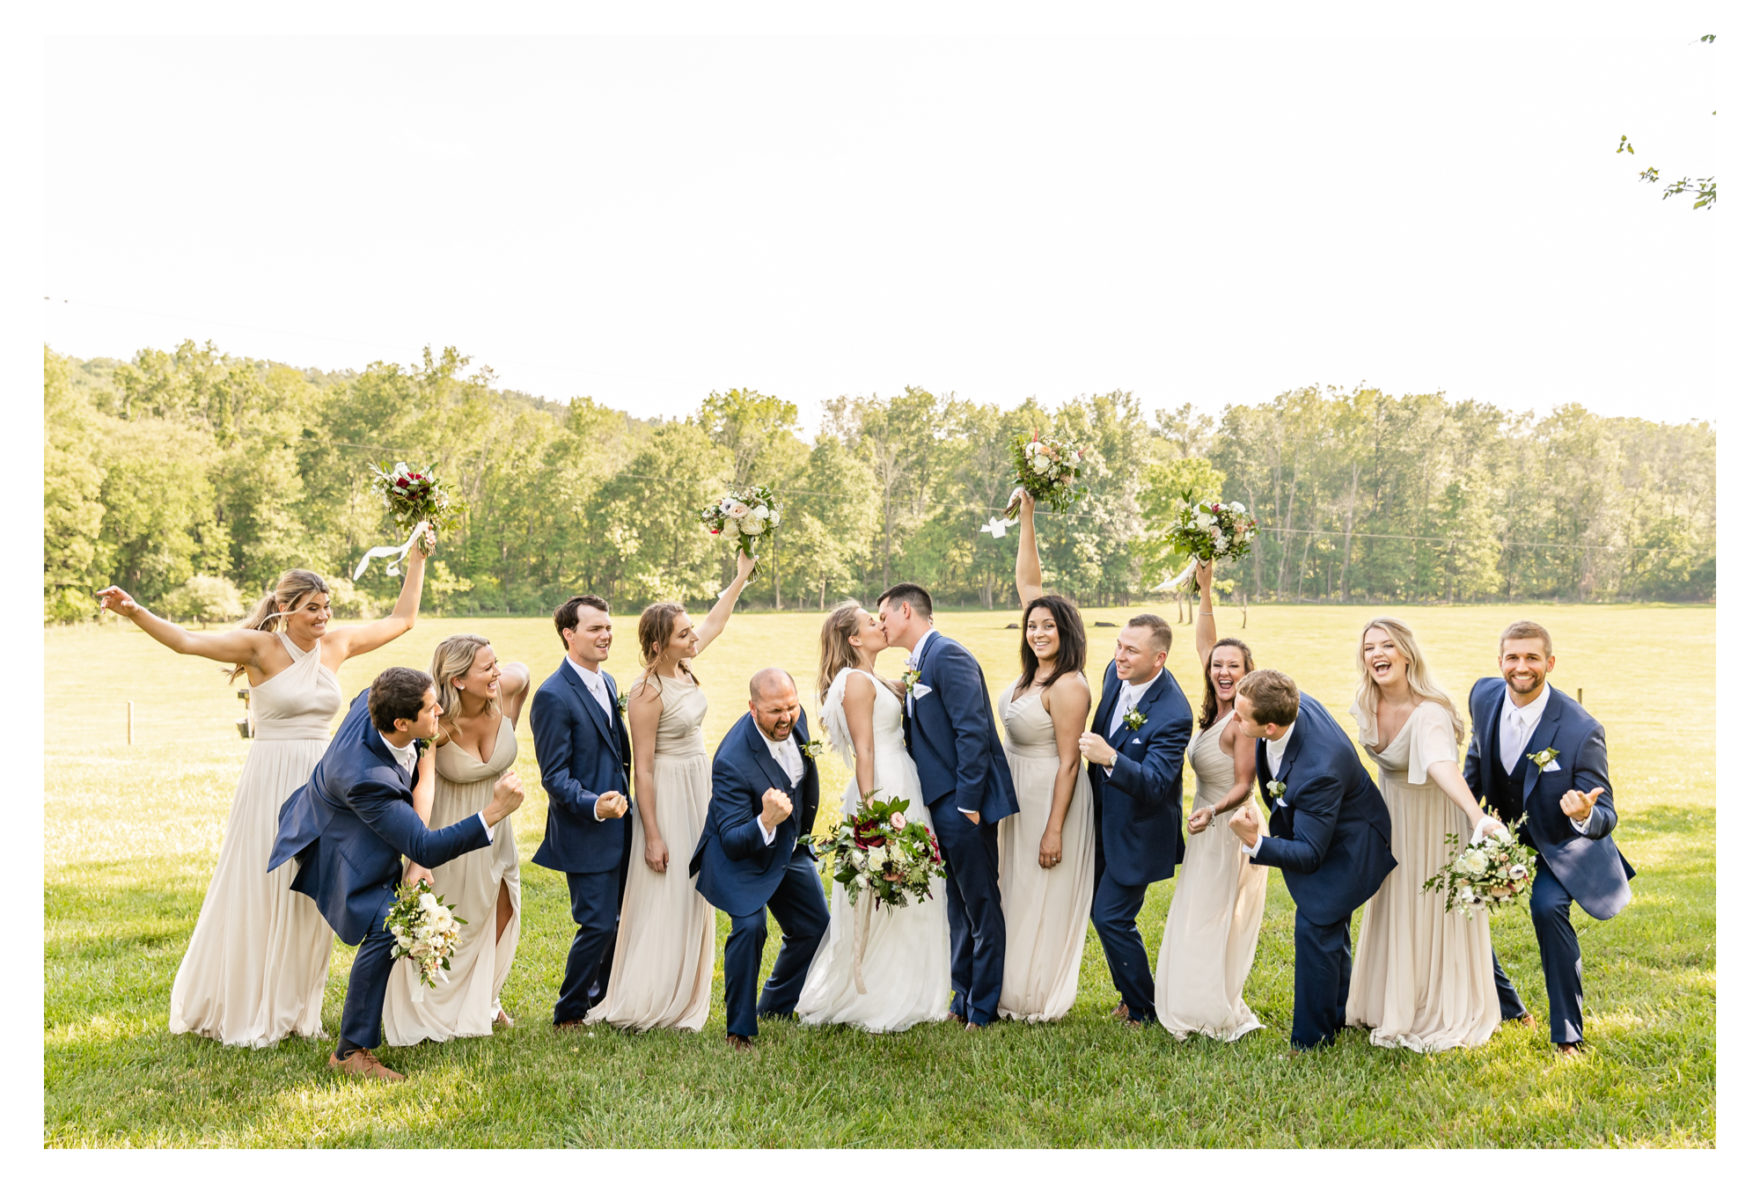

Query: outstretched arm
[347,775,491,870]
[97,586,277,673]
[325,522,432,664]
[1014,491,1045,605]
[693,550,756,655]
[1195,558,1217,665]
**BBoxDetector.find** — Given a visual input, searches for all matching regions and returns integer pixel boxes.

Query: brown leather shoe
[1511,1013,1538,1030]
[726,1033,754,1051]
[328,1048,403,1082]
[553,1018,585,1032]
[1111,1001,1130,1022]
[493,1009,515,1029]
[1556,1041,1585,1057]
[943,1011,967,1025]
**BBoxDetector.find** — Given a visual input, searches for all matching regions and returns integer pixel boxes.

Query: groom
[1227,669,1395,1051]
[691,668,827,1049]
[269,667,525,1080]
[1463,620,1634,1055]
[877,582,1019,1028]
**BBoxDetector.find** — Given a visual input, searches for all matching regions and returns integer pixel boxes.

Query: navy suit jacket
[905,630,1020,823]
[1087,661,1193,886]
[1252,693,1396,927]
[529,659,631,875]
[690,712,821,918]
[269,690,491,945]
[1464,678,1634,920]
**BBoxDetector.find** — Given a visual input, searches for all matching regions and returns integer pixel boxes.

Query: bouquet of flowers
[804,795,947,993]
[700,485,780,559]
[383,879,467,997]
[352,461,462,580]
[1003,431,1100,519]
[1421,814,1538,918]
[1157,499,1260,593]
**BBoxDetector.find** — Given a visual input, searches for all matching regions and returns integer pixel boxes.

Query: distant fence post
[1577,688,1583,704]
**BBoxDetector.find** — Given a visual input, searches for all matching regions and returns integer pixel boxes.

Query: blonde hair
[229,569,329,684]
[635,601,696,703]
[430,633,500,732]
[817,601,903,709]
[1355,616,1464,742]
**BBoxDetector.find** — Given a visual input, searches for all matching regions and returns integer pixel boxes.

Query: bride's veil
[818,666,859,769]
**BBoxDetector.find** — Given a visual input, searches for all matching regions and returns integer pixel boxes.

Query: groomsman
[878,583,1019,1028]
[1075,614,1193,1027]
[690,669,828,1049]
[1463,620,1634,1055]
[268,668,524,1080]
[529,594,633,1029]
[1228,669,1395,1051]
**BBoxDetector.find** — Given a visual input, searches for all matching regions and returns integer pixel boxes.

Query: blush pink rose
[889,811,908,831]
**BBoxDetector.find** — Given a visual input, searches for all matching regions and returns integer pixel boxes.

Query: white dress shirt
[1497,683,1587,833]
[381,731,494,839]
[565,655,615,720]
[1108,679,1147,737]
[755,728,804,845]
[1243,719,1297,858]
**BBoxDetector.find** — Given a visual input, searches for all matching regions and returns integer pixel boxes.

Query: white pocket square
[911,683,933,700]
[1541,760,1562,772]
[1131,737,1143,745]
[1275,797,1289,808]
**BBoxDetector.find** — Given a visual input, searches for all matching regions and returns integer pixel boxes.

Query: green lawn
[43,603,1715,1147]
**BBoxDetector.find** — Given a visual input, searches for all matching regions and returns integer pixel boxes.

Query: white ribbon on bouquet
[352,521,429,581]
[1154,556,1206,594]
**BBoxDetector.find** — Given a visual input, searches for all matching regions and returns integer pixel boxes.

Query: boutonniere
[901,667,922,692]
[1123,708,1147,731]
[616,690,629,711]
[412,737,430,757]
[802,739,827,759]
[1266,780,1287,801]
[1526,747,1560,770]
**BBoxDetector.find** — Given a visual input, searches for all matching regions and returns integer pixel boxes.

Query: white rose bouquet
[1004,430,1101,519]
[1421,813,1538,918]
[1159,499,1260,593]
[802,796,947,994]
[699,485,781,560]
[352,460,461,580]
[383,879,467,997]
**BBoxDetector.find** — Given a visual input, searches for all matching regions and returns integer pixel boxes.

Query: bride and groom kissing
[691,582,1018,1043]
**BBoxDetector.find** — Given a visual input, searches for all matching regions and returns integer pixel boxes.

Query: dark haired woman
[1153,557,1268,1041]
[587,550,754,1031]
[995,491,1094,1022]
[96,527,432,1046]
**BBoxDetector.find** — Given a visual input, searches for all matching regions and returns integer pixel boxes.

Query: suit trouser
[1490,857,1586,1044]
[339,902,398,1054]
[555,869,622,1024]
[1290,907,1352,1049]
[1091,870,1155,1022]
[927,793,1005,1026]
[722,853,830,1038]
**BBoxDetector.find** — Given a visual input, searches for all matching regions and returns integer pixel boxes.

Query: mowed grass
[43,603,1714,1147]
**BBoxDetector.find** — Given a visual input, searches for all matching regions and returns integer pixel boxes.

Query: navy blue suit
[1464,678,1634,1044]
[1087,661,1192,1022]
[691,712,827,1038]
[1250,693,1396,1047]
[269,690,491,1053]
[903,629,1019,1025]
[528,659,632,1023]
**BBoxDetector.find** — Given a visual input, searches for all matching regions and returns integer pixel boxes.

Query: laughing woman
[1153,557,1268,1041]
[381,633,530,1045]
[995,491,1094,1023]
[96,527,432,1047]
[587,550,756,1031]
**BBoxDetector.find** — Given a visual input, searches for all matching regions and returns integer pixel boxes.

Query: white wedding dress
[796,667,952,1032]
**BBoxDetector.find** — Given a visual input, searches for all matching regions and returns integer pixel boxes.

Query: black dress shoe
[726,1034,755,1051]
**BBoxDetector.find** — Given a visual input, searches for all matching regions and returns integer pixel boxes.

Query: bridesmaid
[587,551,756,1031]
[996,491,1094,1023]
[381,634,529,1044]
[1154,558,1268,1040]
[96,528,432,1047]
[1345,617,1505,1052]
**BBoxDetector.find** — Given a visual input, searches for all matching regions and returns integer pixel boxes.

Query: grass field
[43,603,1715,1147]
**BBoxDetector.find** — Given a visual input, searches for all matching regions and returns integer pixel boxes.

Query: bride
[795,602,952,1032]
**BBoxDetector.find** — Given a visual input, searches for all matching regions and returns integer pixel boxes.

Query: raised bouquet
[1003,430,1100,519]
[700,485,780,559]
[384,879,467,996]
[352,461,461,580]
[804,795,946,993]
[1421,814,1538,918]
[1158,499,1260,593]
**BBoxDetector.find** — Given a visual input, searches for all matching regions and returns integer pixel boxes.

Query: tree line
[43,342,1716,623]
